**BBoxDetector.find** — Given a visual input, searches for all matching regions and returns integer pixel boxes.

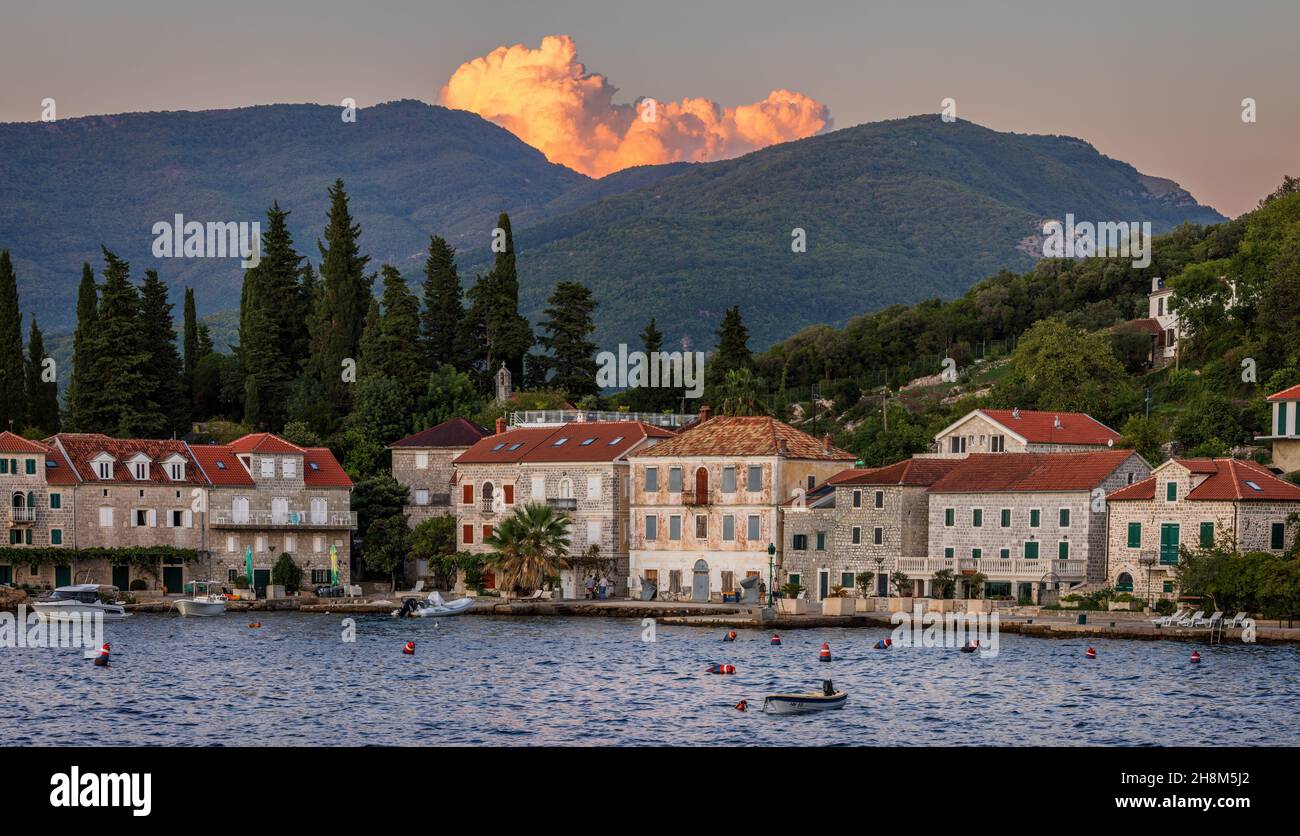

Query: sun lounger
[1194,610,1222,628]
[1226,611,1248,628]
[1182,610,1205,627]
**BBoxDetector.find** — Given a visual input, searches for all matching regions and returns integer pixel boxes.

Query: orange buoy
[1085,647,1097,659]
[960,640,980,653]
[819,642,831,662]
[403,641,415,655]
[770,634,781,646]
[874,638,892,649]
[1190,650,1201,664]
[735,699,748,712]
[92,642,110,667]
[248,622,261,628]
[707,663,736,675]
[724,630,737,642]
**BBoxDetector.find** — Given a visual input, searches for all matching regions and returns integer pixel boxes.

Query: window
[695,515,707,539]
[1271,522,1285,550]
[481,524,493,541]
[7,530,18,545]
[311,569,332,585]
[788,573,801,588]
[990,435,1005,452]
[999,548,1010,559]
[1029,509,1041,528]
[840,572,855,589]
[815,531,826,550]
[645,516,657,541]
[531,476,545,498]
[462,484,474,504]
[948,436,966,454]
[97,460,112,479]
[255,535,267,553]
[972,508,983,527]
[586,476,601,500]
[1163,581,1174,594]
[551,437,568,447]
[261,458,275,478]
[873,527,883,545]
[283,458,296,478]
[1159,523,1180,564]
[1059,508,1070,527]
[170,510,187,527]
[722,466,736,493]
[1116,572,1134,592]
[874,491,884,509]
[227,536,236,553]
[1058,541,1069,560]
[723,515,735,541]
[586,520,601,544]
[228,568,239,583]
[1166,482,1177,502]
[1278,402,1289,436]
[792,534,807,551]
[169,461,184,480]
[1024,541,1039,559]
[746,515,760,540]
[807,475,816,492]
[503,484,514,504]
[579,437,596,447]
[313,536,324,552]
[669,515,681,540]
[852,490,861,508]
[415,489,429,506]
[971,548,981,560]
[644,467,659,492]
[944,508,954,527]
[746,466,762,491]
[1199,522,1214,548]
[132,461,148,480]
[285,535,295,552]
[51,529,62,545]
[462,524,473,544]
[98,507,113,527]
[25,459,36,475]
[50,493,61,509]
[1127,522,1142,548]
[310,498,327,525]
[1000,509,1011,528]
[668,467,683,492]
[944,547,954,559]
[414,452,428,469]
[851,527,861,544]
[607,436,624,446]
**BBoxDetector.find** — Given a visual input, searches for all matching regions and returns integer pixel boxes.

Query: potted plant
[854,571,877,612]
[889,571,915,612]
[822,585,854,616]
[777,581,807,614]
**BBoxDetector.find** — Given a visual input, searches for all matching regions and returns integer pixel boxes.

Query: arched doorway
[692,559,710,602]
[1116,572,1134,593]
[694,467,709,500]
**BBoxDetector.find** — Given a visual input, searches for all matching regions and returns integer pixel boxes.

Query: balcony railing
[210,509,357,529]
[546,497,577,513]
[480,497,497,514]
[8,506,36,523]
[898,556,1087,580]
[408,493,451,508]
[681,489,711,506]
[510,409,695,429]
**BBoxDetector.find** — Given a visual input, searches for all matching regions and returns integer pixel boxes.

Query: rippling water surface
[2,613,1297,746]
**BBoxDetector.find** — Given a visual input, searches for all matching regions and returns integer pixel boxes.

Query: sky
[3,0,1296,217]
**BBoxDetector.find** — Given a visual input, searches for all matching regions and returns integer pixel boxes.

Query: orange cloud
[438,35,831,177]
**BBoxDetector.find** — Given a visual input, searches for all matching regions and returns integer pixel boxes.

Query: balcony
[546,497,577,514]
[680,489,710,507]
[8,506,36,524]
[511,409,695,429]
[209,509,357,529]
[898,557,1087,581]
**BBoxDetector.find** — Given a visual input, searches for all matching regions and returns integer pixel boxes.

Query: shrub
[129,579,148,591]
[1154,598,1177,616]
[234,574,250,590]
[271,553,303,593]
[780,581,803,599]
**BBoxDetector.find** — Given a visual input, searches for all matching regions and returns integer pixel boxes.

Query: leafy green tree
[342,375,408,477]
[483,504,572,594]
[409,516,459,588]
[271,552,303,593]
[536,281,599,398]
[350,474,409,536]
[413,364,482,430]
[24,317,59,433]
[993,316,1133,422]
[362,514,411,590]
[0,250,26,430]
[1119,414,1168,465]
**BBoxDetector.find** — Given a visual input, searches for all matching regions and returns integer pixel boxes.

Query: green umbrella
[330,544,339,587]
[245,546,254,593]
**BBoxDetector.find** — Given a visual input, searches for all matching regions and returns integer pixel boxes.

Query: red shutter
[482,525,493,540]
[503,484,514,504]
[462,524,473,544]
[463,484,474,504]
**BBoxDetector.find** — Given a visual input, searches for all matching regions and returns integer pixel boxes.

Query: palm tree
[484,504,572,594]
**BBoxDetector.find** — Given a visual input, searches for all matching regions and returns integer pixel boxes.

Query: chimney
[1053,415,1062,429]
[495,417,507,435]
[1011,407,1021,420]
[823,432,832,453]
[1152,276,1163,293]
[698,405,712,423]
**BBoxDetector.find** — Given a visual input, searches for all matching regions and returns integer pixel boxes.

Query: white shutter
[99,507,113,527]
[164,511,174,528]
[148,509,158,527]
[587,520,602,544]
[184,509,193,528]
[587,475,601,500]
[415,452,428,469]
[531,476,545,499]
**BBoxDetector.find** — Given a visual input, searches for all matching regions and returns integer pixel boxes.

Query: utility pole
[882,387,888,432]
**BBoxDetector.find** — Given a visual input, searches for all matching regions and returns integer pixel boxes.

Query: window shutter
[148,509,158,527]
[503,484,514,504]
[463,484,474,504]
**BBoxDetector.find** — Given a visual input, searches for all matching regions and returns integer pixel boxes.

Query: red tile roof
[188,444,255,486]
[227,433,306,454]
[0,431,49,454]
[973,409,1121,446]
[1267,384,1300,401]
[455,422,671,465]
[41,442,78,485]
[1109,458,1300,502]
[928,451,1140,493]
[830,458,962,487]
[303,448,353,488]
[636,416,855,461]
[391,417,491,448]
[49,433,206,485]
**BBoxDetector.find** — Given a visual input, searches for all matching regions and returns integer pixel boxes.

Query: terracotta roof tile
[303,448,353,488]
[49,433,206,485]
[0,431,49,454]
[391,417,491,448]
[970,409,1120,446]
[1267,384,1300,401]
[227,433,306,454]
[636,416,854,460]
[187,444,255,486]
[928,451,1139,493]
[1109,458,1300,502]
[455,422,670,465]
[830,458,962,487]
[40,442,78,485]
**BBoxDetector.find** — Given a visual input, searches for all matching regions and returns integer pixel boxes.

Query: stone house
[1256,383,1300,474]
[922,450,1151,601]
[1106,457,1300,601]
[0,432,75,586]
[453,420,674,595]
[628,409,855,602]
[781,457,960,601]
[930,408,1121,457]
[390,417,490,527]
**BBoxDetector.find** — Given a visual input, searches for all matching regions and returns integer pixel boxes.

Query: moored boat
[762,680,848,714]
[31,584,132,621]
[391,590,474,618]
[175,580,228,617]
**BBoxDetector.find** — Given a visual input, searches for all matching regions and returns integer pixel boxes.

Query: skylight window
[310,462,320,471]
[1245,480,1262,492]
[508,443,523,451]
[608,436,624,445]
[580,437,596,446]
[492,442,507,451]
[553,438,568,447]
[216,461,226,470]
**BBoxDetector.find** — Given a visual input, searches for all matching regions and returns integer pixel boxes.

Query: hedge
[0,547,203,570]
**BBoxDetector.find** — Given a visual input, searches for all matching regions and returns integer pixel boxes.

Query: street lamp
[1139,552,1156,609]
[767,542,776,607]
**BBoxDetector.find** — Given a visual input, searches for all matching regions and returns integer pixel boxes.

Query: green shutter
[944,547,954,559]
[50,493,60,509]
[1000,509,1011,527]
[1163,581,1174,593]
[1127,522,1142,548]
[973,509,982,527]
[1030,509,1040,528]
[1279,402,1289,436]
[999,548,1010,559]
[51,529,62,545]
[945,508,954,526]
[972,548,981,559]
[1166,482,1177,501]
[1199,522,1214,548]
[1058,541,1069,559]
[1159,523,1180,565]
[1271,523,1285,550]
[25,459,35,474]
[1024,541,1039,559]
[1059,508,1070,527]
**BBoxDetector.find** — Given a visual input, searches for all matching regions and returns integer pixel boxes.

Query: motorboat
[762,680,848,714]
[31,584,132,621]
[176,580,228,617]
[391,590,474,618]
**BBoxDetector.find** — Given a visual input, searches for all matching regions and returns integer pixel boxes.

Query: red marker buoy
[874,638,892,649]
[92,642,110,667]
[819,642,831,662]
[735,699,748,712]
[770,634,781,646]
[724,630,737,642]
[1085,647,1097,659]
[1190,650,1201,664]
[248,622,261,629]
[403,641,415,655]
[707,663,735,675]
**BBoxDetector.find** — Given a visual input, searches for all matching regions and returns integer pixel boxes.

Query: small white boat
[763,680,848,714]
[392,590,474,618]
[176,580,228,617]
[32,584,132,621]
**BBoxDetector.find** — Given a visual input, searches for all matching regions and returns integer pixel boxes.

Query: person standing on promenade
[585,574,596,599]
[598,575,609,600]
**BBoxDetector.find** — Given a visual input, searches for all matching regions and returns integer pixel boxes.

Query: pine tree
[466,213,532,385]
[537,281,599,399]
[358,297,382,379]
[138,269,188,436]
[712,306,753,377]
[81,248,149,436]
[182,287,198,378]
[375,265,424,394]
[25,316,59,433]
[238,202,306,430]
[0,250,26,431]
[311,180,372,415]
[197,323,214,356]
[420,235,463,369]
[65,262,99,431]
[632,317,673,412]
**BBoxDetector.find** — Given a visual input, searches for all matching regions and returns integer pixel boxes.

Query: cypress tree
[65,262,99,431]
[197,323,214,356]
[420,236,463,369]
[712,306,753,377]
[182,287,198,401]
[358,297,382,379]
[466,213,532,384]
[238,202,306,430]
[25,316,60,433]
[138,269,188,436]
[311,179,372,414]
[537,281,599,399]
[632,317,672,412]
[376,265,424,393]
[82,248,148,436]
[0,250,26,431]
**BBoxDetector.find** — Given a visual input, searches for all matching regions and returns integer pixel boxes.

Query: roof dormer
[91,452,116,480]
[163,452,187,481]
[127,452,152,480]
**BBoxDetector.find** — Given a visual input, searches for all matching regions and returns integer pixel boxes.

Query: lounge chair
[1153,609,1187,627]
[1181,610,1205,627]
[1194,610,1222,628]
[1226,611,1249,628]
